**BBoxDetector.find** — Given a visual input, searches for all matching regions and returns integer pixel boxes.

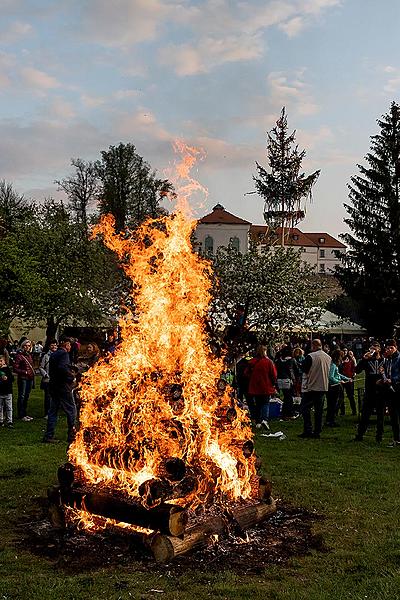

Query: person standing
[246,345,277,429]
[326,349,351,427]
[0,355,14,427]
[234,352,252,408]
[354,342,385,443]
[339,349,357,416]
[383,340,400,447]
[78,342,100,370]
[299,339,331,439]
[275,346,300,420]
[42,337,76,444]
[13,339,35,421]
[39,340,58,417]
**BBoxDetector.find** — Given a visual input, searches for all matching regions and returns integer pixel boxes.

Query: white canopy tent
[308,310,367,336]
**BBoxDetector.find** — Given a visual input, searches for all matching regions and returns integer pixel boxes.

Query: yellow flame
[68,141,256,518]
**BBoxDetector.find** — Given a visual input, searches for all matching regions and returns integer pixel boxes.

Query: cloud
[382,66,400,94]
[0,51,15,88]
[278,16,305,37]
[80,89,141,108]
[0,20,32,44]
[64,0,341,77]
[20,67,61,90]
[47,97,76,120]
[267,70,319,115]
[159,0,341,75]
[78,0,172,47]
[0,117,109,182]
[114,108,169,141]
[193,135,259,170]
[161,34,264,76]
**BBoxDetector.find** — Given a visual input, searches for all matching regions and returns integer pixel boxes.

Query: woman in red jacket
[246,345,277,429]
[13,340,35,421]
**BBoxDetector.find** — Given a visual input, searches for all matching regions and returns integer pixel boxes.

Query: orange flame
[68,142,256,515]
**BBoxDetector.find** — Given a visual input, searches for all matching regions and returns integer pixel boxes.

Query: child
[0,355,14,427]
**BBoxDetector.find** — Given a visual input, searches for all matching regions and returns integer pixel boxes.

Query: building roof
[305,233,346,248]
[199,203,251,225]
[249,225,318,247]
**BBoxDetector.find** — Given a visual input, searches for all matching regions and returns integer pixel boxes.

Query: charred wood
[60,487,187,536]
[150,499,277,562]
[138,478,173,508]
[159,457,186,482]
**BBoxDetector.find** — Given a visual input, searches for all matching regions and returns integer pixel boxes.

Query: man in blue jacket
[386,339,400,446]
[42,336,76,444]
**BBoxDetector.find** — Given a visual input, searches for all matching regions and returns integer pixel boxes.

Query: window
[319,263,325,273]
[204,235,214,254]
[320,249,325,258]
[229,236,240,251]
[319,237,325,244]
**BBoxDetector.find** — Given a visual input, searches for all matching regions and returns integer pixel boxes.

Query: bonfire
[49,143,276,562]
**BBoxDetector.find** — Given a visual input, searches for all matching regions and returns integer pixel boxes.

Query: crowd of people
[233,336,400,446]
[1,332,399,447]
[0,334,117,443]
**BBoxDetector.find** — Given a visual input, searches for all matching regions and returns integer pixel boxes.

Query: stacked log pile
[48,462,277,563]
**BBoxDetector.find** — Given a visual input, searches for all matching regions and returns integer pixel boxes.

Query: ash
[18,498,326,575]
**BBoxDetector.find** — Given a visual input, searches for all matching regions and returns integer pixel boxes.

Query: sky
[0,0,399,237]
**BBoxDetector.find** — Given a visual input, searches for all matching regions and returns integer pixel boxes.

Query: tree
[0,180,31,235]
[0,231,42,336]
[55,158,100,231]
[253,108,320,244]
[337,102,400,336]
[96,143,172,232]
[209,243,323,353]
[20,200,124,344]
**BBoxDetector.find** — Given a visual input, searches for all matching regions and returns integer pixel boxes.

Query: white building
[194,204,345,273]
[195,203,251,254]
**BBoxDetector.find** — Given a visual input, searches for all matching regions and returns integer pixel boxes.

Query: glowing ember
[68,142,257,517]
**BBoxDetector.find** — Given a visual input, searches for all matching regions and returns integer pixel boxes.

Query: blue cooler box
[269,398,282,419]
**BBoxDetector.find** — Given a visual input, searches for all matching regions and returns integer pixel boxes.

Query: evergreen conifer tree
[337,101,400,336]
[254,107,320,244]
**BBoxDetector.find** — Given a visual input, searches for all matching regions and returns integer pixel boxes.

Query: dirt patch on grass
[16,497,327,575]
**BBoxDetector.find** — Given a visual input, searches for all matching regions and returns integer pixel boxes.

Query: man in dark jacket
[354,342,385,442]
[42,336,76,444]
[384,339,400,446]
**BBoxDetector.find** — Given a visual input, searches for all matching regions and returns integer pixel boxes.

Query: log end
[168,506,189,537]
[151,533,176,563]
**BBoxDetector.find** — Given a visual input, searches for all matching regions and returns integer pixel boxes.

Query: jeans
[42,382,52,416]
[357,391,385,441]
[388,388,400,442]
[326,385,340,425]
[44,387,77,442]
[0,394,13,424]
[340,381,357,415]
[301,391,325,435]
[248,394,270,423]
[281,387,295,418]
[17,378,33,419]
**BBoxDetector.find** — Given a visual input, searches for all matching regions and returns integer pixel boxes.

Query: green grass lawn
[1,381,400,600]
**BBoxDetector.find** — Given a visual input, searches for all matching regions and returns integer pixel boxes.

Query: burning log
[242,440,254,458]
[159,457,186,482]
[138,478,173,508]
[150,498,277,562]
[60,487,187,536]
[258,477,272,501]
[47,485,66,529]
